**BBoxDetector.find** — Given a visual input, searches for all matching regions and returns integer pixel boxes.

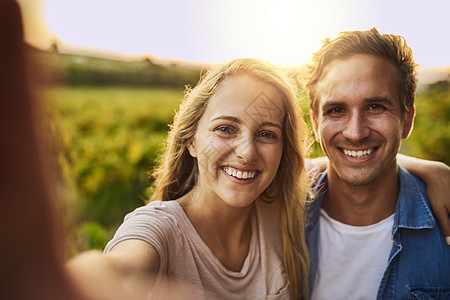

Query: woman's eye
[258,131,277,140]
[215,126,235,135]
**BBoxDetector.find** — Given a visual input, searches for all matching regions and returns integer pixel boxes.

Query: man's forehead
[322,54,397,78]
[315,55,400,105]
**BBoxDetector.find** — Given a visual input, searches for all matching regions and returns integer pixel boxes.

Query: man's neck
[322,163,400,226]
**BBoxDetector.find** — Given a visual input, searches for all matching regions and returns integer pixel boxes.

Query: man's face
[312,54,415,186]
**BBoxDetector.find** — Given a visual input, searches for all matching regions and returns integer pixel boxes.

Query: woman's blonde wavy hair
[149,58,310,299]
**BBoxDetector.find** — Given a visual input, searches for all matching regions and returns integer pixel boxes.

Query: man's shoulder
[398,166,428,197]
[396,166,435,230]
[305,171,328,231]
[310,169,328,194]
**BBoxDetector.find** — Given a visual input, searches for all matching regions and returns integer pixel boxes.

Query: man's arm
[305,157,328,186]
[397,154,450,245]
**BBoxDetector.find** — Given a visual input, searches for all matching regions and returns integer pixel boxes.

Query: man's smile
[340,147,377,159]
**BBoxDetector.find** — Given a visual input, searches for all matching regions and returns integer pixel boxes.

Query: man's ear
[187,138,197,158]
[311,111,320,142]
[402,106,415,139]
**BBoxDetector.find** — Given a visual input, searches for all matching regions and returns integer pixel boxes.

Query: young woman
[69,58,311,300]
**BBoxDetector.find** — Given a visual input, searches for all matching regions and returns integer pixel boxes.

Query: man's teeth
[223,167,256,179]
[343,148,374,158]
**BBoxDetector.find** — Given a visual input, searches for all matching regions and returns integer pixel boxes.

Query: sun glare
[41,0,450,67]
[44,0,343,66]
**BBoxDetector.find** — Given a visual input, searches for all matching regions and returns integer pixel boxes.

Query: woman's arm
[67,240,160,300]
[397,154,450,245]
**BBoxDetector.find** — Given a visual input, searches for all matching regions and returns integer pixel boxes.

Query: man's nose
[342,112,370,141]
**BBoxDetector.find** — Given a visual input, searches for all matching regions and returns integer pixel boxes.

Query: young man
[304,28,450,299]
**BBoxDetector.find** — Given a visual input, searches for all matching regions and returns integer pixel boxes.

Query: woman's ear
[187,138,197,158]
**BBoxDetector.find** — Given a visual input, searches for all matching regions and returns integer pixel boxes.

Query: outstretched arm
[397,154,450,245]
[67,240,161,300]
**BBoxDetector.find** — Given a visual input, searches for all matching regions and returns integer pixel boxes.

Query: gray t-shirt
[104,199,289,300]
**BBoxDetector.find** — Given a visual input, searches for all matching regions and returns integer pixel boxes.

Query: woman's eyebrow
[210,115,240,123]
[260,121,282,129]
[210,115,282,129]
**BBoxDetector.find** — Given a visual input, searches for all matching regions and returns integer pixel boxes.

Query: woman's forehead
[206,75,285,125]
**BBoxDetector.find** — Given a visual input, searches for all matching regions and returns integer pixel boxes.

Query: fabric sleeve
[103,201,180,275]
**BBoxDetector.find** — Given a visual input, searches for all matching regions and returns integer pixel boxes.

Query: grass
[45,86,186,253]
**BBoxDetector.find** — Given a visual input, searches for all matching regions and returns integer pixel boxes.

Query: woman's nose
[235,135,257,164]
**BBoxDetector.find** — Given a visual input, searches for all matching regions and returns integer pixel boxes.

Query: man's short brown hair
[305,27,418,115]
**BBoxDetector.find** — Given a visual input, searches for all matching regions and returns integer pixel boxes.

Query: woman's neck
[177,190,253,271]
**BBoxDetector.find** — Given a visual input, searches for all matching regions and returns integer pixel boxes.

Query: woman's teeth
[343,148,374,158]
[223,167,256,179]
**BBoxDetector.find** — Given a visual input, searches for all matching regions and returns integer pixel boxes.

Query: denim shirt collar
[306,166,435,232]
[393,166,434,231]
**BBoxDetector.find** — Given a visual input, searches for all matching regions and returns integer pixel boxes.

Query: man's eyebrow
[320,97,395,110]
[321,101,345,110]
[365,96,395,106]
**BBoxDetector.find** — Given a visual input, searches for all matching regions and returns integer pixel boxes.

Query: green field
[45,82,450,254]
[46,86,186,253]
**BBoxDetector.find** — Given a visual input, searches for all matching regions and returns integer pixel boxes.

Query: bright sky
[17,0,450,67]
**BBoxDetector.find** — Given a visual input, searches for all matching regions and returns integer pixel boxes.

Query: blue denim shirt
[305,166,450,299]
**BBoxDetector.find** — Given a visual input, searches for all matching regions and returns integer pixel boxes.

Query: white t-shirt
[104,199,289,300]
[311,209,394,300]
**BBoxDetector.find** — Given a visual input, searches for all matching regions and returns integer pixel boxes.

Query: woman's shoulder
[104,201,185,253]
[126,200,182,219]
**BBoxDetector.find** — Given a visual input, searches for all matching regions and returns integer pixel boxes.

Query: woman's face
[187,75,285,209]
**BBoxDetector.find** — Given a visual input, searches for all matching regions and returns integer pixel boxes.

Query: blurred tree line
[402,79,450,163]
[29,44,202,88]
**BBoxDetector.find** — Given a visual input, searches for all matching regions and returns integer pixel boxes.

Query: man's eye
[368,104,385,111]
[327,107,345,115]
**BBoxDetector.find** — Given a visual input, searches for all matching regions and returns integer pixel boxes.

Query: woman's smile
[222,166,259,181]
